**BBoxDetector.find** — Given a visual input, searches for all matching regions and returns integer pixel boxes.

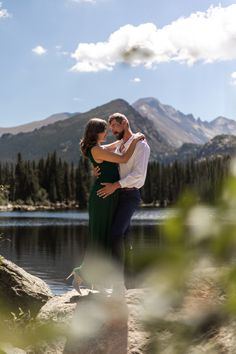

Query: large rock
[0,257,53,317]
[1,261,234,353]
[33,268,236,354]
[35,288,150,354]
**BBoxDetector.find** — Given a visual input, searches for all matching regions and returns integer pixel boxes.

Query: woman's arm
[91,133,144,164]
[102,140,120,152]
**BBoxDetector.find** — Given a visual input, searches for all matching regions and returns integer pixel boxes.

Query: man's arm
[118,141,150,188]
[97,141,150,198]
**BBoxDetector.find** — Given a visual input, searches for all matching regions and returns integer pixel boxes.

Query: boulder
[34,288,150,354]
[1,259,235,353]
[0,257,53,317]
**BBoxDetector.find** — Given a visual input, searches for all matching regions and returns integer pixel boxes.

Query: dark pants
[111,189,141,284]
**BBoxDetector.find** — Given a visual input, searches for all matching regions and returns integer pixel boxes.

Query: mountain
[0,99,173,163]
[165,135,236,163]
[0,113,74,137]
[209,116,236,135]
[164,143,202,163]
[133,98,236,148]
[1,97,235,164]
[197,135,236,160]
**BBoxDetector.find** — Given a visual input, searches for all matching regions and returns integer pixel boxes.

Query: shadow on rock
[64,292,128,354]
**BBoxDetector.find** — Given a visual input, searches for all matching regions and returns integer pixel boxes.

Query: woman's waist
[95,177,119,185]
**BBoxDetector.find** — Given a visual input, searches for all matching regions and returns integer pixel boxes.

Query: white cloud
[71,4,236,73]
[0,2,10,18]
[131,77,141,83]
[231,72,236,85]
[32,45,47,56]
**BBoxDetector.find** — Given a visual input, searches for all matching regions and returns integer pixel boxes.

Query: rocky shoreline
[0,258,151,354]
[0,202,161,212]
[0,257,235,353]
[0,203,79,212]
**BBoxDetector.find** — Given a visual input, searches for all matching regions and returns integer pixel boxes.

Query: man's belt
[121,187,139,191]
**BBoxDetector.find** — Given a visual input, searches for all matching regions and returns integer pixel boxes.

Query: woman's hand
[133,132,145,142]
[93,166,101,178]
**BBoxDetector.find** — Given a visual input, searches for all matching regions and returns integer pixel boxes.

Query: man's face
[109,119,125,140]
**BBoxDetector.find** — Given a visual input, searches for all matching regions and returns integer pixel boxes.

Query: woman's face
[97,128,108,143]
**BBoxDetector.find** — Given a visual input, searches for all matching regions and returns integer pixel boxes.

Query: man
[96,113,150,286]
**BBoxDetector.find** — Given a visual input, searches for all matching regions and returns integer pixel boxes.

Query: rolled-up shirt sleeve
[118,140,150,189]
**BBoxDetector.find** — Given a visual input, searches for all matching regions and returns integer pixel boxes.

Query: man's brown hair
[108,113,129,127]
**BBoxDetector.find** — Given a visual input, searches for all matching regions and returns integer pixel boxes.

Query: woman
[71,118,144,290]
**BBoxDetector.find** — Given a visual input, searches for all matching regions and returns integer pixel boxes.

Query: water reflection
[0,209,166,294]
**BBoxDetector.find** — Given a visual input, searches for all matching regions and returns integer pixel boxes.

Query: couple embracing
[74,112,150,294]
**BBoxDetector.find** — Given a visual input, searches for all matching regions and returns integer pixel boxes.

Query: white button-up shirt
[115,135,150,189]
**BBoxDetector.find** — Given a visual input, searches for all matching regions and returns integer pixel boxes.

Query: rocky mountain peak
[133,97,236,148]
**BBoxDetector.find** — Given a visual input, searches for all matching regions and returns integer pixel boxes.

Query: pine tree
[15,153,26,201]
[70,162,76,202]
[63,161,71,203]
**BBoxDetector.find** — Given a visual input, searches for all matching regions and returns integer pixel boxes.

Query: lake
[0,209,174,295]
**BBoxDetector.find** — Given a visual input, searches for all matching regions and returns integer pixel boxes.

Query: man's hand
[93,166,101,178]
[97,182,121,198]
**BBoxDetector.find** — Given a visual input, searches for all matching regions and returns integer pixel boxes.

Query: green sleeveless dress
[86,146,120,254]
[73,147,120,285]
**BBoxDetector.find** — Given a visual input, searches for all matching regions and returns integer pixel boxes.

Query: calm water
[0,209,174,295]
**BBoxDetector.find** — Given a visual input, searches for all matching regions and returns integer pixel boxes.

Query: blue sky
[0,0,236,127]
